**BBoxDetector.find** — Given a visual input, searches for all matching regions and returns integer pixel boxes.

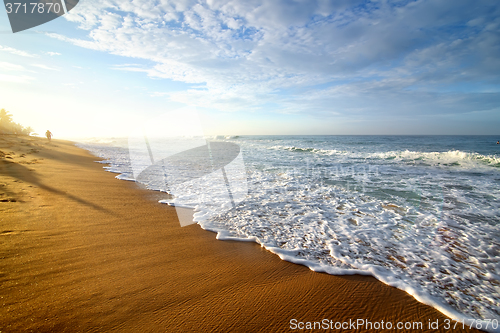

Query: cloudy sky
[0,0,499,137]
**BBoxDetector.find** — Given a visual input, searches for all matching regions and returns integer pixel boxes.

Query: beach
[0,135,483,332]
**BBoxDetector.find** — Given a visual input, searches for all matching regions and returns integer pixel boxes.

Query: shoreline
[0,135,482,332]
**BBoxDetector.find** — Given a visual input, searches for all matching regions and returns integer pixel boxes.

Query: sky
[0,0,499,138]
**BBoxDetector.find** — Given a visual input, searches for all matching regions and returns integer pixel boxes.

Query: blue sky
[0,0,499,138]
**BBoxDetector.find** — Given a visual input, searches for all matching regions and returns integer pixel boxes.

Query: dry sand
[0,135,482,332]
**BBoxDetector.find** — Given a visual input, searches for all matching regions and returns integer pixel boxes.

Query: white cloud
[45,52,62,56]
[0,61,27,71]
[111,64,150,73]
[54,0,500,116]
[0,45,38,58]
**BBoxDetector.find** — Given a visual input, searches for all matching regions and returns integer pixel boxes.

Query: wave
[268,145,500,169]
[268,145,347,155]
[370,150,500,168]
[209,135,240,140]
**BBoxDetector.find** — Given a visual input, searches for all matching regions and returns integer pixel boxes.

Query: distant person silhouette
[46,130,52,142]
[497,141,499,144]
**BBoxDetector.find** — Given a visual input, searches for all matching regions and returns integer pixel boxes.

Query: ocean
[78,135,500,330]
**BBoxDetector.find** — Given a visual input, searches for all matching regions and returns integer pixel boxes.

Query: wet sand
[0,135,481,332]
